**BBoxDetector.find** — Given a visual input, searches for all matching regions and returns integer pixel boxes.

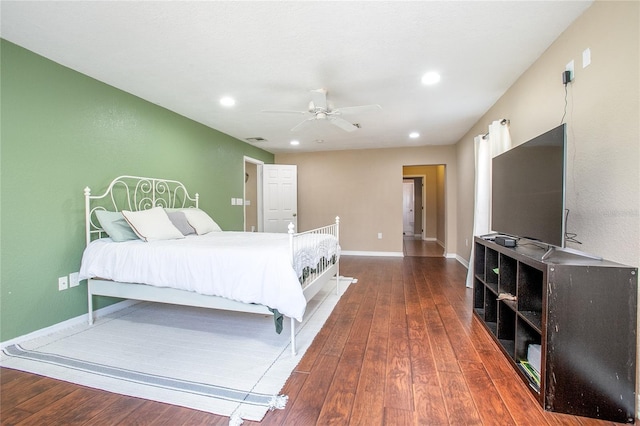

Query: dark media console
[473,237,638,423]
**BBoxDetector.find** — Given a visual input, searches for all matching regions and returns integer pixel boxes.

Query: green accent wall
[0,40,274,342]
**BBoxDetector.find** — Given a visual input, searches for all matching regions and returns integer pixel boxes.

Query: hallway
[403,236,444,257]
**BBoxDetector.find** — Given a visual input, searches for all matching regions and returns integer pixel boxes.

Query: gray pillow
[95,210,139,242]
[166,210,196,236]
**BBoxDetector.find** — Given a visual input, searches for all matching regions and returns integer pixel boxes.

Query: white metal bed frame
[84,175,340,355]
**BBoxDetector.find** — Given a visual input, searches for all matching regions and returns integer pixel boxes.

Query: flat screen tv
[491,124,566,247]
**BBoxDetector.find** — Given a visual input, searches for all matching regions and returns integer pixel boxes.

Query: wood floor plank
[422,307,461,374]
[13,381,80,416]
[1,372,64,410]
[281,354,339,425]
[413,383,448,425]
[14,387,112,425]
[81,394,146,425]
[383,406,414,425]
[459,360,516,425]
[316,342,365,424]
[469,314,502,353]
[476,348,519,381]
[349,293,389,426]
[493,376,554,426]
[384,272,413,412]
[111,399,172,425]
[436,303,483,364]
[405,275,440,388]
[438,370,483,425]
[1,405,34,426]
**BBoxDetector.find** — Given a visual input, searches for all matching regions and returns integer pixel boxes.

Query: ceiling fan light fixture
[421,71,441,85]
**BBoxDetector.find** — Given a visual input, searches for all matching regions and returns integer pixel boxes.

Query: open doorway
[244,156,263,232]
[402,165,445,257]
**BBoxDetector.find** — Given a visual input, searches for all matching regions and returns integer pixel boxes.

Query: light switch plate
[69,272,80,287]
[582,48,591,68]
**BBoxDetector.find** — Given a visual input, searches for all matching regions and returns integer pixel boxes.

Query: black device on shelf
[472,237,637,423]
[492,124,566,248]
[495,236,516,247]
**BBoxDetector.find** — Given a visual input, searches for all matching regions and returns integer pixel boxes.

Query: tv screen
[491,124,566,247]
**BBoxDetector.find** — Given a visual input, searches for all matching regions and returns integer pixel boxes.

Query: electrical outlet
[69,272,80,288]
[231,198,236,206]
[565,60,575,81]
[377,232,383,239]
[58,276,68,291]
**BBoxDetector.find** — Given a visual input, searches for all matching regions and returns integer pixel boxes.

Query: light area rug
[1,277,352,424]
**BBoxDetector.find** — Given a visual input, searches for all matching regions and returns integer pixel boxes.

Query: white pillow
[121,207,185,242]
[181,208,222,234]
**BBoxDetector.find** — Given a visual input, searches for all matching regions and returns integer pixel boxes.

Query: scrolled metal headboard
[84,175,199,244]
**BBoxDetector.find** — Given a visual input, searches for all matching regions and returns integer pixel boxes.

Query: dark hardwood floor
[1,256,624,425]
[403,237,444,257]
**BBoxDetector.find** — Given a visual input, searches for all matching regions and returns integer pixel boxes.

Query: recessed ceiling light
[421,71,441,85]
[220,96,236,107]
[409,132,420,139]
[290,140,300,146]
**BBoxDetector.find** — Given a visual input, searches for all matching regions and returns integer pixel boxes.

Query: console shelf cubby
[472,237,638,423]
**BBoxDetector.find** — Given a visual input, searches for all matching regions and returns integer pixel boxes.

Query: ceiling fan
[262,89,381,132]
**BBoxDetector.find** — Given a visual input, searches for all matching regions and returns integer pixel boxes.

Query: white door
[262,164,298,233]
[403,180,414,235]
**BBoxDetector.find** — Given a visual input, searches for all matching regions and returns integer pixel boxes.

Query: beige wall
[276,145,457,255]
[456,0,639,267]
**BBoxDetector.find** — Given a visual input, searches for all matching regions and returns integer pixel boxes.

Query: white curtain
[465,120,512,288]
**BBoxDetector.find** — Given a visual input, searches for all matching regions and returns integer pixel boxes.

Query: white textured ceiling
[1,1,592,153]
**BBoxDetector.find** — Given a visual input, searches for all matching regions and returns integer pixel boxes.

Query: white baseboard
[1,300,139,350]
[455,255,470,268]
[342,250,404,257]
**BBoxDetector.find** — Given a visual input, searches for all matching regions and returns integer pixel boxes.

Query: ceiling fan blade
[328,116,358,132]
[291,117,315,132]
[310,89,328,110]
[333,104,382,115]
[261,109,307,115]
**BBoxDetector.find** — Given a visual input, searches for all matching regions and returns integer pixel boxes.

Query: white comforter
[79,232,339,321]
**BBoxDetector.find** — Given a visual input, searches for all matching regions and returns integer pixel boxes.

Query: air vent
[245,137,267,143]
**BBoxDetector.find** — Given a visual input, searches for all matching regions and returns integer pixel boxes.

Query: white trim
[342,250,404,257]
[455,254,470,269]
[0,300,138,350]
[403,173,427,240]
[243,156,264,232]
[443,252,457,259]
